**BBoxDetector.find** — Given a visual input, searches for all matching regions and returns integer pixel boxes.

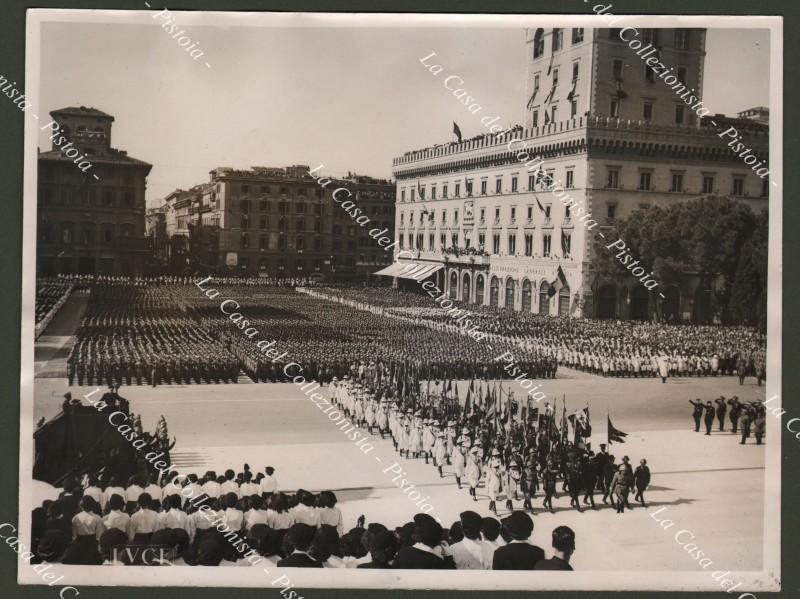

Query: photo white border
[18,9,782,591]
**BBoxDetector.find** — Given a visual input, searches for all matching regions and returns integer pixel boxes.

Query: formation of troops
[330,374,651,516]
[311,286,767,383]
[42,276,767,388]
[63,280,555,387]
[689,395,767,445]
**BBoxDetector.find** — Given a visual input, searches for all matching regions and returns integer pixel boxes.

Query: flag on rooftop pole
[453,121,463,143]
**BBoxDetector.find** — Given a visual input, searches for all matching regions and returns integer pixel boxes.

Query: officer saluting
[689,399,704,432]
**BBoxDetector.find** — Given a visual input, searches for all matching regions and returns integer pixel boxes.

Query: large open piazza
[34,367,766,572]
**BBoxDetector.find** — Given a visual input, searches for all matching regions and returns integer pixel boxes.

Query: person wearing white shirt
[259,467,278,497]
[83,478,102,510]
[186,505,214,544]
[124,477,144,512]
[144,474,163,504]
[266,493,294,531]
[102,480,126,513]
[201,473,221,500]
[127,493,159,543]
[162,475,184,500]
[222,494,245,532]
[245,496,269,531]
[240,472,259,498]
[72,497,105,541]
[291,491,319,526]
[316,491,344,535]
[157,496,188,531]
[183,474,203,507]
[220,469,240,498]
[450,511,493,569]
[102,495,131,533]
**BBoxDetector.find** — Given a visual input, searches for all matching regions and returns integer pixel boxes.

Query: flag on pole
[608,415,628,445]
[526,88,538,109]
[453,121,463,143]
[536,196,546,213]
[548,265,569,298]
[566,78,577,102]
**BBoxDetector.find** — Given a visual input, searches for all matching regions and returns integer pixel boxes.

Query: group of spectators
[30,466,575,570]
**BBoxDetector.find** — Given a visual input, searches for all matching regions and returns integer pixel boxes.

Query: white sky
[36,19,771,207]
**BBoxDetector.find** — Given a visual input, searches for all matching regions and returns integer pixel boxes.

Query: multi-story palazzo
[37,106,152,276]
[158,165,395,280]
[390,28,768,321]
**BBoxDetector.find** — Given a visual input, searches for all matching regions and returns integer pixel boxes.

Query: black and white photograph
[15,9,782,593]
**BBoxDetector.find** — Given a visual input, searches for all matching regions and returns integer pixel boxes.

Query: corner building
[37,107,152,276]
[390,27,768,320]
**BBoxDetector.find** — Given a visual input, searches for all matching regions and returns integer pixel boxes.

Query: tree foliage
[592,196,767,327]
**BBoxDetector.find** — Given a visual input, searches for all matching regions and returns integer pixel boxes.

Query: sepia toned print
[17,9,781,592]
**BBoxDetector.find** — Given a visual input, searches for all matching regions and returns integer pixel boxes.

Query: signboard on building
[225,252,238,266]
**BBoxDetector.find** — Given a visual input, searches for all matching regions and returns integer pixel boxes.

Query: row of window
[608,97,689,125]
[237,216,392,234]
[236,198,391,217]
[40,188,136,208]
[400,171,575,203]
[532,28,585,58]
[532,29,693,61]
[40,223,135,244]
[400,230,571,259]
[609,28,693,51]
[604,168,769,196]
[400,203,569,228]
[235,256,360,272]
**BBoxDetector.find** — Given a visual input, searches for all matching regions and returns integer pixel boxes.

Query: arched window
[490,276,500,307]
[449,271,459,299]
[522,279,532,312]
[558,283,571,316]
[475,274,485,305]
[462,273,471,303]
[539,281,551,315]
[505,278,516,310]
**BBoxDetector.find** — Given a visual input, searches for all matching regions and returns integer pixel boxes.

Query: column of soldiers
[688,396,767,445]
[329,376,650,516]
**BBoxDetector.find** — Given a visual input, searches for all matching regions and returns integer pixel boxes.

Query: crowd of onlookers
[31,467,575,570]
[310,286,767,381]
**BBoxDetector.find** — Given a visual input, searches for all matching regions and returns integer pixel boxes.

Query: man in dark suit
[392,515,455,569]
[534,526,575,571]
[277,523,323,567]
[491,511,544,570]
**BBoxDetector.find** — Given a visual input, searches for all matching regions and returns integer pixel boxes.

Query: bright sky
[36,17,770,207]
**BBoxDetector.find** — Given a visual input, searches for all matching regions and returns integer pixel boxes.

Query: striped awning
[373,261,444,280]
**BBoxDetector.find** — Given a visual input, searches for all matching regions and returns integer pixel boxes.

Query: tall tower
[525,28,707,129]
[48,106,115,157]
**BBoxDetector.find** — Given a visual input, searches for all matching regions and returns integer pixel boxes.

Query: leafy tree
[592,196,766,326]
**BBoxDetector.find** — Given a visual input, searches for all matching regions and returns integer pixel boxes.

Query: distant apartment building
[156,165,395,280]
